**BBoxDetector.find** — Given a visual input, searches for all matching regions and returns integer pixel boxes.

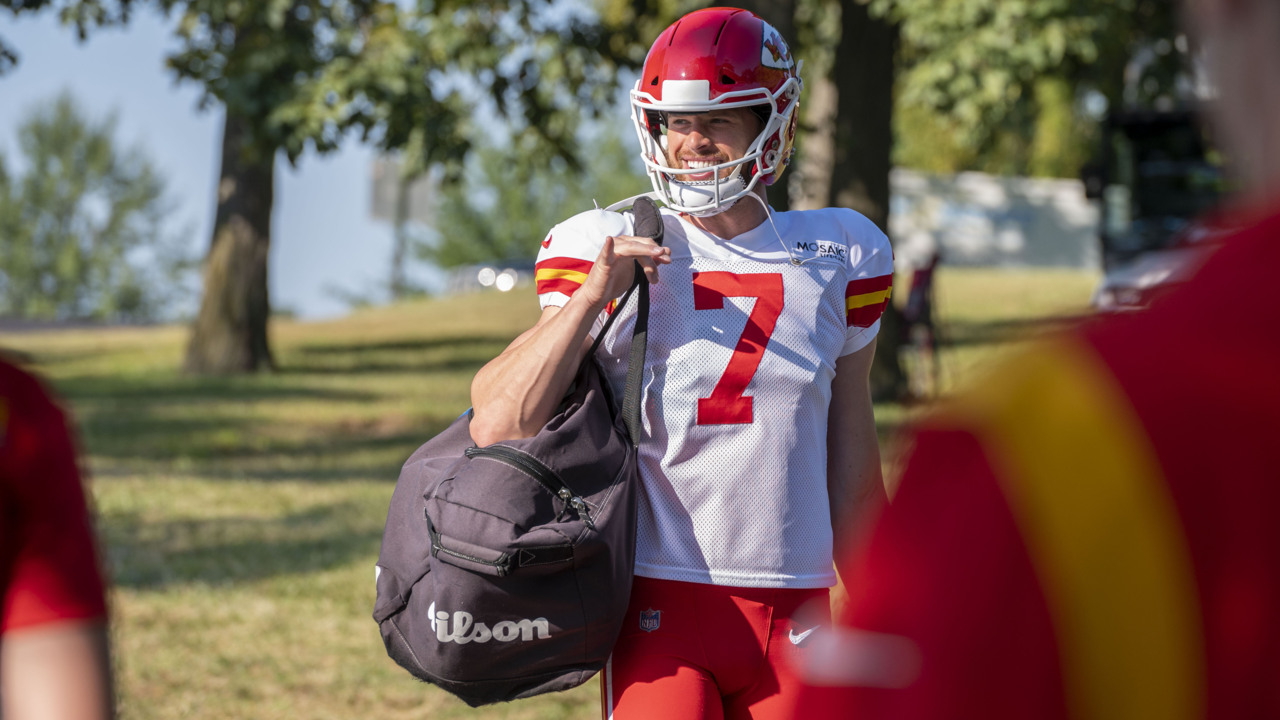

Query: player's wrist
[572,277,617,315]
[562,287,610,332]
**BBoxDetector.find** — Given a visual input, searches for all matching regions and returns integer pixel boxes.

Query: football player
[1,357,114,719]
[469,8,893,718]
[791,0,1280,716]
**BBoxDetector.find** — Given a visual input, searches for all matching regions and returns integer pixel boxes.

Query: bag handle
[585,196,664,448]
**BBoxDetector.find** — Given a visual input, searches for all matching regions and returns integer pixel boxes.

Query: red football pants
[602,577,831,720]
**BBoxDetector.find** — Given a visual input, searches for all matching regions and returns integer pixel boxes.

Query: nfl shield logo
[639,608,661,633]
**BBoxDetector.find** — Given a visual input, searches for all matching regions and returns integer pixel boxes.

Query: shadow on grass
[280,358,494,376]
[181,425,458,484]
[103,501,384,590]
[61,375,395,472]
[42,340,476,474]
[292,335,515,356]
[281,335,515,375]
[57,373,379,405]
[77,407,461,481]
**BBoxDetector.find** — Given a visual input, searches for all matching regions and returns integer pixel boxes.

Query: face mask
[666,168,748,217]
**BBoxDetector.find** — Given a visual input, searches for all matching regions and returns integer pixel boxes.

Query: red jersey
[0,359,107,631]
[795,206,1280,719]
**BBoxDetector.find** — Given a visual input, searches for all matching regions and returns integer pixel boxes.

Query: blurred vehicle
[1082,109,1229,311]
[1089,218,1230,311]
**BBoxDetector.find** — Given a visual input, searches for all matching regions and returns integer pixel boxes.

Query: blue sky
[0,10,427,319]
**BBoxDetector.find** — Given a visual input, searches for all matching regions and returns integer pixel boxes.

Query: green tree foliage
[420,129,649,269]
[161,0,645,175]
[0,93,191,322]
[169,0,488,373]
[893,75,1096,178]
[877,0,1185,177]
[2,0,658,372]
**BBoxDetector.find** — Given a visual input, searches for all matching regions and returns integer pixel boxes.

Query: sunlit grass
[0,269,1096,719]
[924,266,1099,396]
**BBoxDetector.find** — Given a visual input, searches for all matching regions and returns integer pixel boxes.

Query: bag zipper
[435,544,508,573]
[463,445,595,528]
[425,514,513,576]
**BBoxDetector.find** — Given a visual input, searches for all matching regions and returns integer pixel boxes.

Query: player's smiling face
[664,108,762,182]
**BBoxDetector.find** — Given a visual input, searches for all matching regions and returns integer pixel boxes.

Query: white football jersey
[535,200,894,588]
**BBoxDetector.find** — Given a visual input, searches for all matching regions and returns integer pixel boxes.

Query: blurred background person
[792,0,1280,716]
[1,356,114,720]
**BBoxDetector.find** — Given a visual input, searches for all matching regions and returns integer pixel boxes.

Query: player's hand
[578,234,671,310]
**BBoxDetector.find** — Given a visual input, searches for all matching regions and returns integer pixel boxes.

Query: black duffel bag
[372,197,662,707]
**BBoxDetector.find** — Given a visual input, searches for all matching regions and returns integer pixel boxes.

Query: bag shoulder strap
[585,197,664,448]
[602,191,664,213]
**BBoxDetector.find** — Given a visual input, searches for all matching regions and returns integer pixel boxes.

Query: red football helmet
[629,7,803,215]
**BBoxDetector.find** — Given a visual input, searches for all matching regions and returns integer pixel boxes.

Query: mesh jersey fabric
[0,359,107,632]
[535,203,893,588]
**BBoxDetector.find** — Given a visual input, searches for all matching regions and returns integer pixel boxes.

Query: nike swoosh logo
[789,626,819,645]
[541,235,552,248]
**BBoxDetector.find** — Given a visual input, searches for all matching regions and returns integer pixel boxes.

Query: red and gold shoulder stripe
[846,274,893,328]
[535,257,621,314]
[535,257,593,297]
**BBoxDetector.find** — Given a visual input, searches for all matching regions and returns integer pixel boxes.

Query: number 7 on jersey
[691,271,785,425]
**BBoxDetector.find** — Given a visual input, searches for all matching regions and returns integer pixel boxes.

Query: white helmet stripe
[661,80,711,102]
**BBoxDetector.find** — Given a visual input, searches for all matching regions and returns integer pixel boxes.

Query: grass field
[1,267,1096,719]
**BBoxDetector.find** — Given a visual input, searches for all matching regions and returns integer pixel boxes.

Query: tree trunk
[829,1,905,401]
[791,75,838,211]
[733,0,796,212]
[184,112,275,374]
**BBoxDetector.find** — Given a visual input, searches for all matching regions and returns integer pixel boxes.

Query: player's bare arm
[468,233,670,446]
[827,338,885,583]
[1,619,115,720]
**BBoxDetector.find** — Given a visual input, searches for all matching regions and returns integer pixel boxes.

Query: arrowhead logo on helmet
[762,26,793,70]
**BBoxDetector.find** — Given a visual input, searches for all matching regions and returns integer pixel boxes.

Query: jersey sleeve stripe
[846,274,893,297]
[536,267,590,285]
[846,275,893,328]
[847,287,892,310]
[537,275,587,297]
[535,258,593,297]
[536,257,595,273]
